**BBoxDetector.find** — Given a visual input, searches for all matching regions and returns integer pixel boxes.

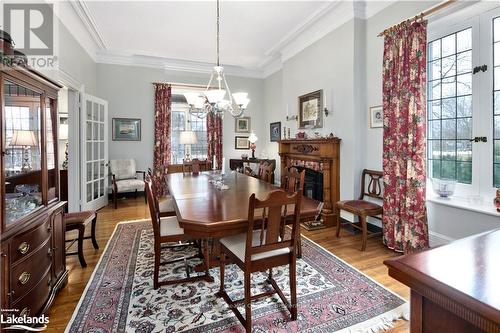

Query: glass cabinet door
[3,80,43,225]
[46,97,58,202]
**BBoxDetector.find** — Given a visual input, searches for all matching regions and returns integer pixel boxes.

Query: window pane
[457,162,472,184]
[457,73,472,95]
[429,120,441,139]
[429,39,441,60]
[457,118,472,140]
[429,101,441,120]
[428,140,441,160]
[494,140,500,164]
[494,43,500,66]
[442,98,456,119]
[442,34,456,57]
[442,77,456,98]
[457,95,472,117]
[442,55,456,78]
[495,92,500,115]
[457,140,472,162]
[429,60,441,80]
[456,51,471,74]
[442,140,456,160]
[457,29,472,52]
[442,119,456,139]
[442,160,456,179]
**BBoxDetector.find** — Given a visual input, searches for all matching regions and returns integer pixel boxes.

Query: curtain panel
[382,21,429,253]
[207,113,223,169]
[153,83,172,197]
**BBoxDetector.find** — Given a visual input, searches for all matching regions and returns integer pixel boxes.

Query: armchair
[109,159,146,209]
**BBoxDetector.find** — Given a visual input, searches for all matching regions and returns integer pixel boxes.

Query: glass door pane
[46,98,58,201]
[4,81,43,225]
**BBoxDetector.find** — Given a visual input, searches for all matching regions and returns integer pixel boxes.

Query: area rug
[65,220,408,333]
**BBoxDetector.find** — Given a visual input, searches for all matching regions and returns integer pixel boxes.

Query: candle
[221,157,226,175]
[213,156,216,170]
[286,104,289,117]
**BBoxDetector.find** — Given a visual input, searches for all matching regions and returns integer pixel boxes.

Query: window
[428,4,500,198]
[428,28,473,183]
[170,100,208,164]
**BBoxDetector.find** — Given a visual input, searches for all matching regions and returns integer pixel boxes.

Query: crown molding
[69,0,108,50]
[96,51,265,79]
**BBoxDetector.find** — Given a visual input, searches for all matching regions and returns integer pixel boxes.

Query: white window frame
[427,2,500,201]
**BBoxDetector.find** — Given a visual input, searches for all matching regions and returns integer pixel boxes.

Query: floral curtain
[382,21,429,253]
[153,83,172,197]
[207,113,223,169]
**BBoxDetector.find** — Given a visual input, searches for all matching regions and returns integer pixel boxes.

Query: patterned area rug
[65,220,407,333]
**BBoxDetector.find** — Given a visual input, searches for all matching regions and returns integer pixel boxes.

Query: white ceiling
[85,1,329,69]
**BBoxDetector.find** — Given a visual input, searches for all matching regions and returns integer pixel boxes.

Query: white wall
[96,64,265,171]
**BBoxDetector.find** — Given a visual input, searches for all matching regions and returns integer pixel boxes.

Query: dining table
[166,171,322,271]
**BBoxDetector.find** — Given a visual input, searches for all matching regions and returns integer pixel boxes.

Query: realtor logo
[3,3,54,56]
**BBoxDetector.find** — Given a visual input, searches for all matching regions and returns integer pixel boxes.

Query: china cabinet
[1,64,67,321]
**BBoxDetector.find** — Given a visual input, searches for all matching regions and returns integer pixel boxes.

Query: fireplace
[278,138,341,227]
[295,167,323,202]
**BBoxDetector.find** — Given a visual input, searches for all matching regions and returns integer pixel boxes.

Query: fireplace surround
[278,138,341,227]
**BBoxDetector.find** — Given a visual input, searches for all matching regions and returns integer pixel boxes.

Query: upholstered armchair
[109,159,146,209]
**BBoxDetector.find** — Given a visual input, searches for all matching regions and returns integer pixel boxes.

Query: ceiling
[85,1,329,69]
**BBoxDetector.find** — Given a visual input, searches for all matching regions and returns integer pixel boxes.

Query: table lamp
[248,132,258,159]
[179,131,198,161]
[59,124,69,170]
[9,130,38,172]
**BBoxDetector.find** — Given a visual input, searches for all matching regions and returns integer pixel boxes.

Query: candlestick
[221,157,226,175]
[212,155,216,170]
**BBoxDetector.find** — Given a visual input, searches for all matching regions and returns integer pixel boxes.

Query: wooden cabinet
[1,64,67,322]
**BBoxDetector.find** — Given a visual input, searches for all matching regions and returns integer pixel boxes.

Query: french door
[80,93,108,211]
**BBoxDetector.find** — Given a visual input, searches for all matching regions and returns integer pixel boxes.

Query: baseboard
[429,231,454,247]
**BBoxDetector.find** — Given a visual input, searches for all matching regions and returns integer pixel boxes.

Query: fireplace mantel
[278,138,341,227]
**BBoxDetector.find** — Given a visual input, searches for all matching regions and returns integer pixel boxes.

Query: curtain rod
[377,0,457,37]
[152,82,207,89]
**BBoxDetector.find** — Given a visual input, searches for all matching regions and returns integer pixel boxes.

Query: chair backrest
[245,189,302,263]
[110,159,136,180]
[183,159,201,175]
[258,162,274,184]
[359,169,383,200]
[144,180,161,240]
[281,167,305,194]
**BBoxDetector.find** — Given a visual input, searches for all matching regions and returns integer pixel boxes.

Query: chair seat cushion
[65,211,96,226]
[159,196,174,213]
[337,200,382,214]
[160,216,184,236]
[115,179,144,193]
[220,230,290,262]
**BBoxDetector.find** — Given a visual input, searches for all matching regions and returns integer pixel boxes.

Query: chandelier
[183,0,250,119]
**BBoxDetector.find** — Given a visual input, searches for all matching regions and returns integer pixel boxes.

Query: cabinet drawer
[12,268,51,319]
[11,240,52,302]
[11,217,51,264]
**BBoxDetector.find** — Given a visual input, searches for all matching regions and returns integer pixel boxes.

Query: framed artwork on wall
[369,106,383,128]
[234,136,250,150]
[112,118,141,141]
[298,90,323,129]
[235,117,251,133]
[270,122,281,142]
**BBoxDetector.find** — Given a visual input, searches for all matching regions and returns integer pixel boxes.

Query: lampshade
[204,89,226,104]
[179,131,198,145]
[248,132,258,143]
[9,130,37,147]
[184,92,201,106]
[59,124,68,140]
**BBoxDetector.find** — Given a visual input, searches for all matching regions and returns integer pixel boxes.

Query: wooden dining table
[166,171,322,270]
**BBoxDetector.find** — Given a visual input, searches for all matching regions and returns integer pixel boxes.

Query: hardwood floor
[46,197,409,332]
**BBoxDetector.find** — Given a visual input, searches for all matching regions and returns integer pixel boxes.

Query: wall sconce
[324,107,329,117]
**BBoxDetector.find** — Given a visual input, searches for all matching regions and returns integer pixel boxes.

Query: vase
[494,189,500,212]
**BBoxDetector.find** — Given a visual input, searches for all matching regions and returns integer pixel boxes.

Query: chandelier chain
[216,0,220,67]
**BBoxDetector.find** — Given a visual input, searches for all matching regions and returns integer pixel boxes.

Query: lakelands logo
[0,313,49,331]
[2,2,58,69]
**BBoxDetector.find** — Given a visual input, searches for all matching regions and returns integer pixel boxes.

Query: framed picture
[234,136,250,150]
[235,117,251,133]
[112,118,141,141]
[270,122,281,142]
[369,106,383,128]
[298,90,323,129]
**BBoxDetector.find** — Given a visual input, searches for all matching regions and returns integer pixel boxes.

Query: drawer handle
[19,307,30,317]
[18,242,30,255]
[19,272,31,285]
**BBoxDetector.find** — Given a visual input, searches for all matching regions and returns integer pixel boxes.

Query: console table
[384,230,500,333]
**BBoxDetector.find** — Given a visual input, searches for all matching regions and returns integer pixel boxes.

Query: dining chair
[335,169,383,251]
[218,189,302,332]
[281,167,305,258]
[144,180,210,288]
[183,158,201,175]
[258,162,274,184]
[147,168,176,217]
